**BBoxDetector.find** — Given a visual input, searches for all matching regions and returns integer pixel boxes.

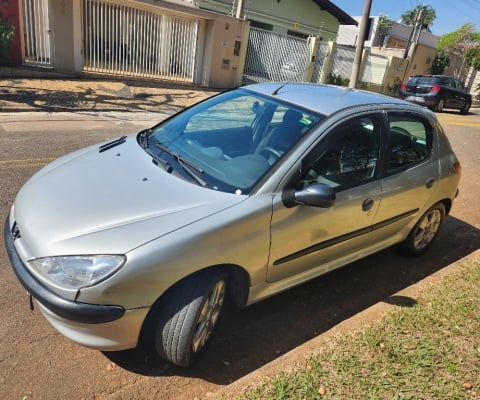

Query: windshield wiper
[155,143,208,187]
[99,136,127,153]
[138,129,151,148]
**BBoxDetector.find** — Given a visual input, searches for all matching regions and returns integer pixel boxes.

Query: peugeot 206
[4,83,461,367]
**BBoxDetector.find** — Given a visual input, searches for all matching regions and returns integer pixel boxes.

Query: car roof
[408,75,460,81]
[244,82,408,116]
[410,74,454,78]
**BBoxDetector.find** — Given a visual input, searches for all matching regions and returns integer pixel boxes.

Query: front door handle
[362,198,374,212]
[426,178,435,189]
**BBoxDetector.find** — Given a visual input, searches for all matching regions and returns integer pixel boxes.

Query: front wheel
[154,268,227,367]
[399,202,446,256]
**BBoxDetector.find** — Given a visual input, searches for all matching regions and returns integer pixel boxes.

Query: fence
[22,0,52,66]
[82,0,199,82]
[243,27,309,83]
[242,28,403,96]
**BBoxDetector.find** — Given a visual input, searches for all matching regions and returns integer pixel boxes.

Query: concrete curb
[208,249,480,399]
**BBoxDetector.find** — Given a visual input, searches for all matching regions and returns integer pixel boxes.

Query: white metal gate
[22,0,52,66]
[362,53,389,85]
[243,27,309,84]
[331,45,356,81]
[82,0,199,82]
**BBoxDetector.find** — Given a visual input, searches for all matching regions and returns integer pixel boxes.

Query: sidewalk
[0,76,219,113]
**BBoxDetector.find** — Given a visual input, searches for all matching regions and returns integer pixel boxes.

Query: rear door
[441,77,459,108]
[372,111,438,239]
[453,78,470,108]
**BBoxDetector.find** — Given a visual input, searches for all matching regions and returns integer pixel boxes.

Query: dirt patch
[0,78,219,112]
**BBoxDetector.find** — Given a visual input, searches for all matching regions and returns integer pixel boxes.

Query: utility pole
[349,0,372,88]
[236,0,245,19]
[403,8,423,59]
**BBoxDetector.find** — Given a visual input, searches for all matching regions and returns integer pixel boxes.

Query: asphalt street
[0,78,479,399]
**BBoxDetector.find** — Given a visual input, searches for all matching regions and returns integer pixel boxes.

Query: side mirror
[282,183,336,208]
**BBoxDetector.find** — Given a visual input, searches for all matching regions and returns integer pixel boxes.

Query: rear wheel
[399,202,446,256]
[154,268,227,367]
[434,98,445,112]
[460,101,471,115]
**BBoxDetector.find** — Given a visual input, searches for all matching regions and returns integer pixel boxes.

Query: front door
[268,113,383,282]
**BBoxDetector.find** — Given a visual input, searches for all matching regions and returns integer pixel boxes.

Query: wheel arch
[137,263,251,352]
[439,198,453,215]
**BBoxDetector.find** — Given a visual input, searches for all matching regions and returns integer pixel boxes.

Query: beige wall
[371,44,437,83]
[50,0,75,71]
[404,44,437,79]
[200,15,249,88]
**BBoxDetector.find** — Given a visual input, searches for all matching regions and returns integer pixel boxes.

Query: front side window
[387,113,432,174]
[299,114,382,191]
[144,89,324,194]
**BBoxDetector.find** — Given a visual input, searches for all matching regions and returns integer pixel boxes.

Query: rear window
[407,76,439,86]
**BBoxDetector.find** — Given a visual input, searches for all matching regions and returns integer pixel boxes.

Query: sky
[332,0,480,36]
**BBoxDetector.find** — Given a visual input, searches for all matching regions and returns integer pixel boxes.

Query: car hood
[13,136,246,256]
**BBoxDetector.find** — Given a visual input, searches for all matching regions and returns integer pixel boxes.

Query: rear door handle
[362,198,374,211]
[426,178,435,188]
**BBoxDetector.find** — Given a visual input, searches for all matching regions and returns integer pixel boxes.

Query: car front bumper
[37,300,149,350]
[4,218,148,350]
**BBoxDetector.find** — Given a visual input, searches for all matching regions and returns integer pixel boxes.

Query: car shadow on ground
[0,78,214,113]
[104,215,479,384]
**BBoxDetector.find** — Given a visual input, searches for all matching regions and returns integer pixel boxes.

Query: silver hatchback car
[5,83,460,367]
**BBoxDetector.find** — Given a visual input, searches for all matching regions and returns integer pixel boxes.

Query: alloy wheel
[192,279,226,353]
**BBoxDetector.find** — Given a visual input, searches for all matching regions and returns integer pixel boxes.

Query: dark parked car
[399,75,472,114]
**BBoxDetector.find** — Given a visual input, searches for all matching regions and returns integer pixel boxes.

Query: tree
[465,46,480,70]
[437,23,480,76]
[430,49,450,74]
[400,4,436,32]
[376,14,393,47]
[0,15,15,66]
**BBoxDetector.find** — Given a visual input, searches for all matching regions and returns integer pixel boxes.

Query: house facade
[195,0,356,40]
[337,16,440,81]
[2,0,356,88]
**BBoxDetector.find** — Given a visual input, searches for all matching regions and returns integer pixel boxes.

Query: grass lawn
[234,256,480,400]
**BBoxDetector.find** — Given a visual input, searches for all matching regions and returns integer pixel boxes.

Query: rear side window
[387,113,433,174]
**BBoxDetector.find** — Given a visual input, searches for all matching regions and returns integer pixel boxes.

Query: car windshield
[143,89,324,194]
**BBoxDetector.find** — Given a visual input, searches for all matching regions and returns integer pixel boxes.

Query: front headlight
[27,255,126,290]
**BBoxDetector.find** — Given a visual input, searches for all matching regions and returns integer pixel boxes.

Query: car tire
[434,98,445,112]
[460,101,471,115]
[399,202,446,257]
[154,268,227,367]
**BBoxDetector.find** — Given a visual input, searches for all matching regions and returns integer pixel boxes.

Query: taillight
[401,84,407,90]
[431,85,441,93]
[454,161,461,174]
